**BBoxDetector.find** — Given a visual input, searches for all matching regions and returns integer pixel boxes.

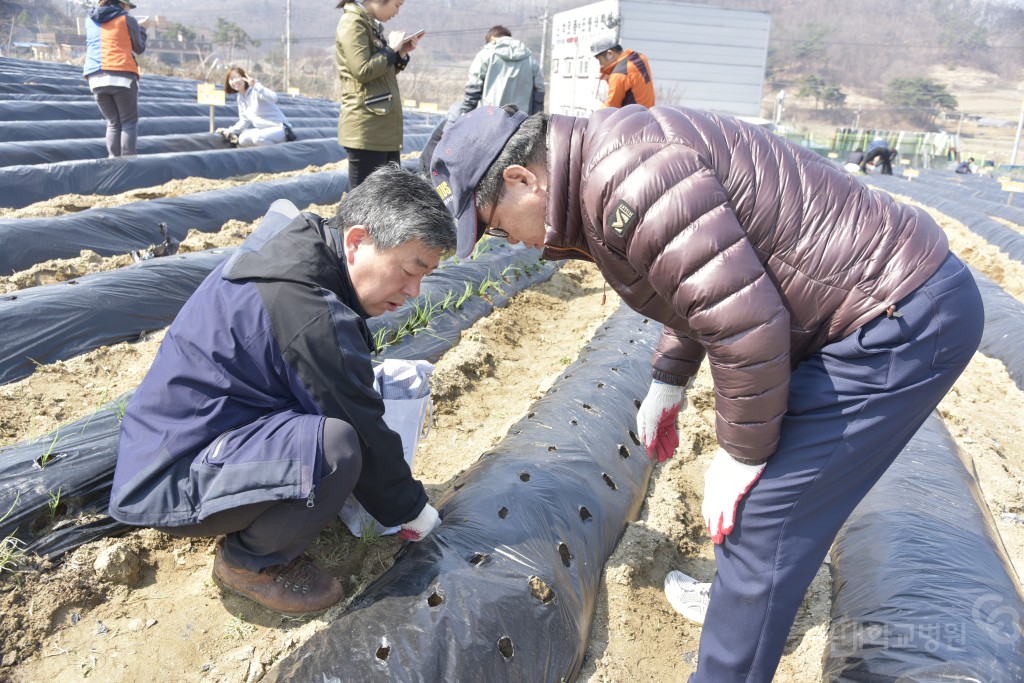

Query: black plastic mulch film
[0,140,346,210]
[0,131,433,210]
[263,306,659,683]
[862,172,1024,263]
[0,55,436,209]
[0,159,535,384]
[0,250,231,385]
[0,172,355,377]
[0,127,340,168]
[971,266,1024,393]
[0,116,340,143]
[0,94,339,122]
[825,413,1024,681]
[824,169,1024,679]
[854,170,1024,391]
[0,170,349,274]
[0,155,435,276]
[0,242,557,561]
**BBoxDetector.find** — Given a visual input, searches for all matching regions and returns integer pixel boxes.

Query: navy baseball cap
[430,106,529,258]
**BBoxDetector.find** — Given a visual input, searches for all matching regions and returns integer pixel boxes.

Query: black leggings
[344,147,401,188]
[158,418,362,572]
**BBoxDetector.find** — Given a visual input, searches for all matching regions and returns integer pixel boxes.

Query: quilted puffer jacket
[542,105,949,463]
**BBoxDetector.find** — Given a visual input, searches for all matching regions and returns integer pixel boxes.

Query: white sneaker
[664,570,711,625]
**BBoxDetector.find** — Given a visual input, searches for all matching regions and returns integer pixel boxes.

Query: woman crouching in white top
[215,66,295,147]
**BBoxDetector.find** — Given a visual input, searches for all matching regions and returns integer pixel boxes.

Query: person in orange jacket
[590,36,655,109]
[83,0,148,158]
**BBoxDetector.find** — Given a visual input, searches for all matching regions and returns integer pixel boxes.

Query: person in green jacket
[335,0,423,187]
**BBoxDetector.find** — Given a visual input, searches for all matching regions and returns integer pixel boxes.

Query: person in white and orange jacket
[83,0,147,158]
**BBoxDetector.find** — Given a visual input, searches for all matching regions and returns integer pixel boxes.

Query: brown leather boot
[212,547,344,616]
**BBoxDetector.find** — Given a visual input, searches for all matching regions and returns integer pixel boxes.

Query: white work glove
[398,503,440,542]
[702,447,766,544]
[214,128,227,136]
[636,380,687,462]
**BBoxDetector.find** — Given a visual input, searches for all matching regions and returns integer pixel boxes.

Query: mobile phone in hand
[401,29,426,45]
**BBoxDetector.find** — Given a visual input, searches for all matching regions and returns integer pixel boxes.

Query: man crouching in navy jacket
[109,165,455,616]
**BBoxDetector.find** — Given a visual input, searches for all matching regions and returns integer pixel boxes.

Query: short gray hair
[332,164,456,252]
[475,106,548,215]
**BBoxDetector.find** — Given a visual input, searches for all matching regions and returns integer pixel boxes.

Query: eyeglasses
[481,200,508,239]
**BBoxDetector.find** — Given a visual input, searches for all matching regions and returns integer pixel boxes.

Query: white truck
[548,0,771,119]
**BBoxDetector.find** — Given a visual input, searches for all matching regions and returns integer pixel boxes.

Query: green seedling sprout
[455,281,474,309]
[375,294,443,354]
[389,325,410,347]
[471,238,493,259]
[36,428,63,469]
[406,294,438,332]
[358,514,383,546]
[478,274,505,298]
[0,536,25,575]
[111,395,130,421]
[0,493,25,574]
[372,326,391,352]
[102,393,131,423]
[501,265,522,282]
[438,288,456,312]
[47,487,63,522]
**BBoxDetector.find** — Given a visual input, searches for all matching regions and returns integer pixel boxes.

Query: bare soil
[1,166,1022,683]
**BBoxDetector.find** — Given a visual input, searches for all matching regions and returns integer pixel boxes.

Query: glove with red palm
[398,503,440,542]
[636,380,688,462]
[701,448,766,544]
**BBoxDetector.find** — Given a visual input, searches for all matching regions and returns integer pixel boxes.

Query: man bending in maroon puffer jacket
[428,104,983,683]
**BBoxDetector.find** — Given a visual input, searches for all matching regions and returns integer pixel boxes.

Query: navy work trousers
[158,418,362,572]
[693,253,984,683]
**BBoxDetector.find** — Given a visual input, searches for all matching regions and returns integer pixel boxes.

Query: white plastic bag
[339,359,433,537]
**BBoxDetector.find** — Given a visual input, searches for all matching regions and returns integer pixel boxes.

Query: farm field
[1,55,1023,682]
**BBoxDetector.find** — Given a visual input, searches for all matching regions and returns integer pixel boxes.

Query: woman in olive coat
[335,0,423,187]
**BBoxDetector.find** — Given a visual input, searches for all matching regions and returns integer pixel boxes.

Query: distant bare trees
[213,17,259,66]
[761,0,1023,93]
[0,6,29,54]
[884,77,958,129]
